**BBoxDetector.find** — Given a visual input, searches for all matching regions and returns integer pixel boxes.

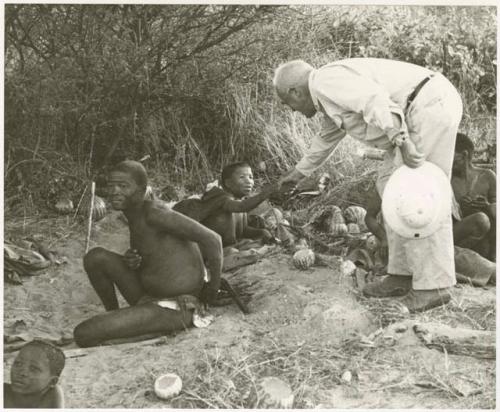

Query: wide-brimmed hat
[382,162,452,239]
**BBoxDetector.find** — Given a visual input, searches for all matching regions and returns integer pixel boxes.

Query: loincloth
[139,295,214,328]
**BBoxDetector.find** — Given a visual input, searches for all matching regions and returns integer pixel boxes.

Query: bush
[4,5,496,214]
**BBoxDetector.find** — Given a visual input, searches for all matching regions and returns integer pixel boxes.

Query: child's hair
[111,160,148,189]
[22,340,66,378]
[220,162,251,190]
[455,132,474,156]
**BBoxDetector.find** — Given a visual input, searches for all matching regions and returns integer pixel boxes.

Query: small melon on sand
[154,373,182,400]
[292,248,315,270]
[257,376,294,408]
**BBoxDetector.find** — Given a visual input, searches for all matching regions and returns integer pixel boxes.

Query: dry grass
[167,335,349,409]
[4,215,84,249]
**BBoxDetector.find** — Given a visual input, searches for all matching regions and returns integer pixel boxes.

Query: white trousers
[376,73,463,290]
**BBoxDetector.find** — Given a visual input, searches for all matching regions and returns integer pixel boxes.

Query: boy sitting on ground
[73,160,223,347]
[4,340,66,408]
[451,132,496,261]
[175,162,279,256]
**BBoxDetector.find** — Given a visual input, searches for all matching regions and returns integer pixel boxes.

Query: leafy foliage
[4,5,496,214]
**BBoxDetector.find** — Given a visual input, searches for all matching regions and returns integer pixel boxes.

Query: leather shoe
[362,275,411,297]
[400,288,451,313]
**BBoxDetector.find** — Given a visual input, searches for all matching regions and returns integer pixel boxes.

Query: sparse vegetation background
[4,5,497,214]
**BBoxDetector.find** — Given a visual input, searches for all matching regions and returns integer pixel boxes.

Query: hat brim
[382,162,452,239]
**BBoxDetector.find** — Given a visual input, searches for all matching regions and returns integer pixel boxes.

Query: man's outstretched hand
[279,168,305,189]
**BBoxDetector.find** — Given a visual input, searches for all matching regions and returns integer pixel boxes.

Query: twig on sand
[64,335,168,358]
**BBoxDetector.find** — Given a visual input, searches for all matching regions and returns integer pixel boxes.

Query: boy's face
[225,166,254,197]
[11,347,56,395]
[452,150,468,174]
[107,171,145,210]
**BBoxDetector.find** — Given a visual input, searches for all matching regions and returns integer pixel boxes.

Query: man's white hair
[273,60,314,94]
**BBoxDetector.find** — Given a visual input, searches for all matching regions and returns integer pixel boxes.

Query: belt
[406,74,434,111]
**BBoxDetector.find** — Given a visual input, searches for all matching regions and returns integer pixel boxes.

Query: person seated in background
[73,160,223,347]
[451,132,496,261]
[364,173,495,286]
[175,162,279,256]
[4,340,66,408]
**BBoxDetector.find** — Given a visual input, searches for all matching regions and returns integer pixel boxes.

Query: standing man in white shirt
[274,58,463,312]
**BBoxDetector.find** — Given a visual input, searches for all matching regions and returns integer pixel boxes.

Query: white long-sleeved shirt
[295,58,434,176]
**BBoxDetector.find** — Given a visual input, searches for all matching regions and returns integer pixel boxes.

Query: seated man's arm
[145,204,223,297]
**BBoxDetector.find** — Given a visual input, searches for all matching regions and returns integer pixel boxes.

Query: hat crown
[396,192,434,228]
[382,162,451,239]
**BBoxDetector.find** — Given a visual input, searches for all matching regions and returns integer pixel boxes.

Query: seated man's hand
[461,195,492,217]
[400,138,425,168]
[199,282,219,306]
[122,248,142,270]
[468,195,490,210]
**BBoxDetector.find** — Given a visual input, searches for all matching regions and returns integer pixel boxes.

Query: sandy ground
[3,212,496,408]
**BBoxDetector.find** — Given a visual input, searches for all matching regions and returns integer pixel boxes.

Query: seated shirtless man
[175,162,278,256]
[365,171,495,286]
[451,132,496,261]
[73,161,222,348]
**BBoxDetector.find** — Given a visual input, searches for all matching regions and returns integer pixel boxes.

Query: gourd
[80,195,107,222]
[154,373,183,400]
[343,205,367,224]
[331,205,344,223]
[329,206,348,235]
[347,223,361,234]
[331,223,348,236]
[292,248,315,270]
[344,206,368,231]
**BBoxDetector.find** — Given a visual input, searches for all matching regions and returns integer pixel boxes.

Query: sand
[3,212,496,408]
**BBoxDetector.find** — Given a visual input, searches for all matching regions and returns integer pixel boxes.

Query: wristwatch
[391,132,407,147]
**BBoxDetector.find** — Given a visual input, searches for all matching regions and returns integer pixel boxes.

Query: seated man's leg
[487,215,496,262]
[83,247,145,311]
[73,302,193,348]
[453,212,491,258]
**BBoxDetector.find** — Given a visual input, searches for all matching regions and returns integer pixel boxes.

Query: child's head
[221,162,254,198]
[10,340,66,395]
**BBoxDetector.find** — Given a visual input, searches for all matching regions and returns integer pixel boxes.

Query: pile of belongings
[4,242,51,285]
